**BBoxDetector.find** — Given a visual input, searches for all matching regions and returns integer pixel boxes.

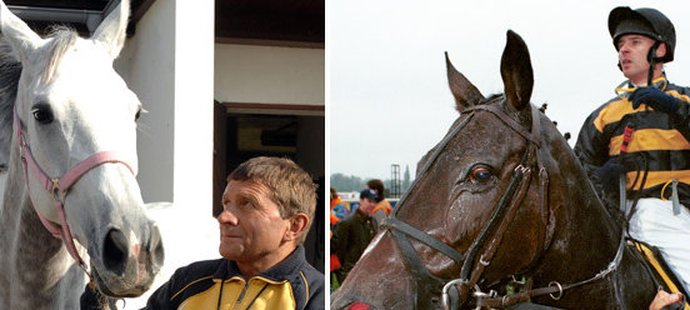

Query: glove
[629,87,683,114]
[593,158,626,195]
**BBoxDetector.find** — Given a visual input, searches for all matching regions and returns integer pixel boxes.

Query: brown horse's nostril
[347,302,371,310]
[149,225,165,268]
[103,228,129,275]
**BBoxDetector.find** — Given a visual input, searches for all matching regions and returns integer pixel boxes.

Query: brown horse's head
[331,30,614,309]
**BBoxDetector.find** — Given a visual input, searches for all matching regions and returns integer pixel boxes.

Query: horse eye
[469,166,493,183]
[31,103,54,124]
[135,109,141,121]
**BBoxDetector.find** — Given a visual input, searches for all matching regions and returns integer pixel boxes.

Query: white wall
[117,0,216,210]
[116,0,217,308]
[173,1,215,214]
[214,44,325,105]
[116,0,175,203]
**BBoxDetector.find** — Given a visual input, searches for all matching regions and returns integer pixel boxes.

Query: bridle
[13,109,136,271]
[378,101,626,309]
[379,100,542,308]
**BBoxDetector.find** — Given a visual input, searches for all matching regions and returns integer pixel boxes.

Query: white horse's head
[0,0,163,297]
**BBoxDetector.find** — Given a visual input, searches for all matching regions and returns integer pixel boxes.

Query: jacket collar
[215,245,306,281]
[615,76,669,99]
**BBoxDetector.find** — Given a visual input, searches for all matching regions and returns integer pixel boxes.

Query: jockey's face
[617,34,666,85]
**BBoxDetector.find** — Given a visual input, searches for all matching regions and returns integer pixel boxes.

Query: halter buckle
[514,164,530,174]
[50,178,67,203]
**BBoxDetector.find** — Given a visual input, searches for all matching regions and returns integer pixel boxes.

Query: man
[366,179,393,223]
[331,189,377,284]
[145,157,324,309]
[575,6,690,295]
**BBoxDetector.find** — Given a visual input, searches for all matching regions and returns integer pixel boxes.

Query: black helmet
[608,7,676,62]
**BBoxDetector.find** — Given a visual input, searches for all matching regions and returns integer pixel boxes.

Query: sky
[328,1,690,181]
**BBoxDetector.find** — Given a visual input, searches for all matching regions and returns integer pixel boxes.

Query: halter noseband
[13,110,136,270]
[379,100,544,308]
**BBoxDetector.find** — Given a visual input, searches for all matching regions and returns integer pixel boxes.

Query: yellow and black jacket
[574,77,690,205]
[145,246,324,309]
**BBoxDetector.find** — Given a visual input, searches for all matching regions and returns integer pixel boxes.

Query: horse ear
[500,30,533,111]
[445,52,485,113]
[0,1,44,62]
[92,0,130,59]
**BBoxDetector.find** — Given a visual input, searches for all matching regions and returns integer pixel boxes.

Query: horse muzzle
[92,224,164,297]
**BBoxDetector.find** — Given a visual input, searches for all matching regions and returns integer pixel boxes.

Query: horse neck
[533,136,624,282]
[530,158,658,307]
[0,143,83,308]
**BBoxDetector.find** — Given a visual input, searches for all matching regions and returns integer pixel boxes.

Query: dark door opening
[213,101,325,272]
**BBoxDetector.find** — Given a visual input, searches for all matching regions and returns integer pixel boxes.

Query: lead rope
[81,263,123,310]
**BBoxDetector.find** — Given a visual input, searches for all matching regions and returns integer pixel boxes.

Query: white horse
[0,0,164,308]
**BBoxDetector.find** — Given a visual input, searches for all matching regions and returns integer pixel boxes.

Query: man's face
[358,198,374,214]
[617,34,657,84]
[217,180,291,263]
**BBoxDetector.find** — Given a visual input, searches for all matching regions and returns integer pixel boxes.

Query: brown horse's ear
[445,52,485,113]
[500,30,533,111]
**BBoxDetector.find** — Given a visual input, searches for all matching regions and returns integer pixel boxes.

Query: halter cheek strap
[14,111,136,269]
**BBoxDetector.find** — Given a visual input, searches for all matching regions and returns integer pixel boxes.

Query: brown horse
[331,31,659,309]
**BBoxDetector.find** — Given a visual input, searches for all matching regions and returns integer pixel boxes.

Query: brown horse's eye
[469,166,493,183]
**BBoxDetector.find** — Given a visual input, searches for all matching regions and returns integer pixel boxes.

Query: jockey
[574,6,690,293]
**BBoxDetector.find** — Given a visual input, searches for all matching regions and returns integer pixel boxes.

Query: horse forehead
[449,112,522,154]
[20,39,120,87]
[25,43,135,106]
[55,44,120,83]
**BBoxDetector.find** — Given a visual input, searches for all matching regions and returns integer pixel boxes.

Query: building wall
[116,0,215,212]
[116,0,175,203]
[116,1,216,308]
[172,1,214,215]
[214,44,325,105]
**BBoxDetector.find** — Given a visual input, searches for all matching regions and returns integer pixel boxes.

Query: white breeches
[628,198,690,292]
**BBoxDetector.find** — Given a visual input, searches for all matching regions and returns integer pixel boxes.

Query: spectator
[331,189,378,284]
[367,179,393,223]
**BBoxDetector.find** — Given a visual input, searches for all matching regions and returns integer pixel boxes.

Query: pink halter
[13,110,136,269]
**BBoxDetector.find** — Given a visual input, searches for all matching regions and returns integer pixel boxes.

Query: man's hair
[366,179,385,202]
[227,157,317,244]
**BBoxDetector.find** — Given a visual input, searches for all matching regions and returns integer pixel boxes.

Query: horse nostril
[149,225,165,268]
[103,228,129,275]
[347,302,371,310]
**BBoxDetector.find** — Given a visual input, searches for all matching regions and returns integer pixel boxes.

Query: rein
[473,234,626,308]
[13,110,136,271]
[380,101,627,309]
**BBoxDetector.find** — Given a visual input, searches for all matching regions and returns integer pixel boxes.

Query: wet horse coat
[0,0,164,308]
[331,31,659,309]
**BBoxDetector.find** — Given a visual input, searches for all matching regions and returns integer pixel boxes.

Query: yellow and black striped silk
[575,78,690,203]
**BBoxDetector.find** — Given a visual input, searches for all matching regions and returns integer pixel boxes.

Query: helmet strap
[647,41,662,86]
